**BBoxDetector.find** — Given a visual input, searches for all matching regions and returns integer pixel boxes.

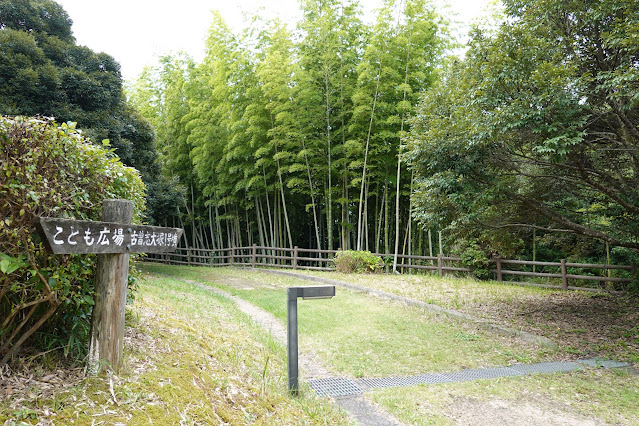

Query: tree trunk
[393,47,411,273]
[225,205,232,249]
[177,207,188,248]
[364,178,370,251]
[384,180,390,256]
[256,196,266,248]
[275,156,293,249]
[356,62,382,250]
[325,73,333,251]
[263,167,275,251]
[300,137,322,250]
[236,213,243,248]
[190,181,198,249]
[215,204,223,250]
[342,171,350,250]
[428,228,434,266]
[208,204,217,251]
[376,184,384,254]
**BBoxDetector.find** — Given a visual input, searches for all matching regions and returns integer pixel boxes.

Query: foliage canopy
[405,0,639,256]
[129,0,448,255]
[0,116,145,363]
[0,0,178,225]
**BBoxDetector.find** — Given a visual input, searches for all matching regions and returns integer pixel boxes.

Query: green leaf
[0,259,11,274]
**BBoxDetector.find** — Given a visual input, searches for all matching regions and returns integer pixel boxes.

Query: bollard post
[286,286,335,396]
[287,288,299,395]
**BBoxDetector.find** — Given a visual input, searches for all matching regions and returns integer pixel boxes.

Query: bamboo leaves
[129,0,446,252]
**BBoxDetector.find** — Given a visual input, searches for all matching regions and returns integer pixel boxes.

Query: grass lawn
[369,368,639,425]
[142,264,554,378]
[0,270,350,425]
[140,263,639,424]
[4,263,637,424]
[295,269,639,364]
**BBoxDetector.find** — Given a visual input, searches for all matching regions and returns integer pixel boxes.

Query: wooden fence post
[88,199,133,373]
[496,256,503,282]
[252,244,257,268]
[437,254,443,277]
[293,246,298,270]
[561,259,568,290]
[230,247,234,265]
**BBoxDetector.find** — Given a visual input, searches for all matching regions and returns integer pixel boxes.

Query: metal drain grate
[443,366,523,383]
[510,361,582,375]
[359,373,451,389]
[308,359,625,397]
[309,377,363,397]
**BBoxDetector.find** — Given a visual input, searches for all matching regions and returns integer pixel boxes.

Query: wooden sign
[35,217,182,255]
[34,199,183,374]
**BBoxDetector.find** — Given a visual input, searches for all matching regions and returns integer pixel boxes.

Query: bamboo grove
[128,0,447,258]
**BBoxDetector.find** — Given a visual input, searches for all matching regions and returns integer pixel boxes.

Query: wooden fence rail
[144,245,634,292]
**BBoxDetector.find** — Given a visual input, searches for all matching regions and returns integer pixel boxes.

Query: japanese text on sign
[35,217,182,255]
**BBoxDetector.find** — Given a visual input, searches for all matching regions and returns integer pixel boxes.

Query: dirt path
[445,396,599,426]
[183,277,403,425]
[200,271,617,426]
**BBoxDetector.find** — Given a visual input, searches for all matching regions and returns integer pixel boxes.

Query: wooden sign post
[35,199,182,373]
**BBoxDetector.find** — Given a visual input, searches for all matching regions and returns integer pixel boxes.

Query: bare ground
[478,291,639,363]
[445,395,600,426]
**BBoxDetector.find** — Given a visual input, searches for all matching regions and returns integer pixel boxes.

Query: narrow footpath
[182,278,402,426]
[175,274,630,426]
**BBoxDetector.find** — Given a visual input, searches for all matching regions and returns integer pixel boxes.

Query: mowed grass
[140,264,639,424]
[292,270,639,364]
[301,269,558,309]
[1,272,351,425]
[369,368,639,425]
[142,264,552,378]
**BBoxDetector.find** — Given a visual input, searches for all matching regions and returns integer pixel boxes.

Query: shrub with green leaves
[0,116,145,364]
[457,239,492,280]
[332,250,384,274]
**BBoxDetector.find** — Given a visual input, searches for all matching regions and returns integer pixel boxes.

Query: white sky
[54,0,496,81]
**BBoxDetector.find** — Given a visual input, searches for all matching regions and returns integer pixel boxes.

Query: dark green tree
[0,0,172,225]
[406,0,639,255]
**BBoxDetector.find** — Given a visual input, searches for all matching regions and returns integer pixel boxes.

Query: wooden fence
[144,245,634,291]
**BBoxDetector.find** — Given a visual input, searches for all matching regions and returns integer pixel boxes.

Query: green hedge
[0,116,145,364]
